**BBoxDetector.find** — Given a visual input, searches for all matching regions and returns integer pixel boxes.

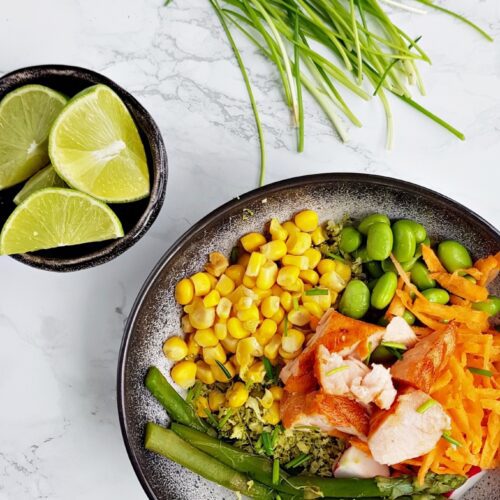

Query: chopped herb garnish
[326,252,346,263]
[292,296,299,311]
[286,453,312,469]
[261,431,273,456]
[467,366,493,377]
[284,315,289,337]
[417,399,437,414]
[186,381,202,404]
[218,409,233,429]
[272,459,280,485]
[442,432,462,448]
[271,425,281,448]
[215,360,232,380]
[242,208,254,220]
[230,246,239,264]
[381,341,407,351]
[204,408,219,427]
[305,288,329,296]
[262,356,275,382]
[326,365,349,376]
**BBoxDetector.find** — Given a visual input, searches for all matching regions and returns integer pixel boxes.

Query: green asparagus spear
[144,366,215,436]
[144,422,277,499]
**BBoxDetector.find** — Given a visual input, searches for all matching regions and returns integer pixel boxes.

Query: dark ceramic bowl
[0,65,167,272]
[117,173,499,500]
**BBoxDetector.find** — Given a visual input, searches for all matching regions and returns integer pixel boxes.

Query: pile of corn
[163,210,353,420]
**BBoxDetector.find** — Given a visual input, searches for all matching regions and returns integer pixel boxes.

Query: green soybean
[339,280,370,319]
[402,309,416,325]
[371,271,398,309]
[472,295,500,317]
[422,288,450,304]
[339,226,362,253]
[437,240,472,272]
[358,213,390,235]
[410,260,436,290]
[392,220,417,263]
[370,345,397,364]
[365,261,383,278]
[367,222,393,261]
[404,220,427,243]
[367,278,379,291]
[353,246,371,263]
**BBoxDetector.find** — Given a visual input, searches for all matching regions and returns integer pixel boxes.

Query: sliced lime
[0,85,67,190]
[49,85,149,203]
[0,187,124,255]
[13,164,66,205]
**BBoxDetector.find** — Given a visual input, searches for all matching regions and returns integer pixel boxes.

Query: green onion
[272,458,280,485]
[271,425,282,448]
[284,315,289,336]
[262,356,275,381]
[215,359,232,380]
[204,408,219,427]
[285,453,312,469]
[261,431,274,456]
[293,9,304,152]
[186,381,202,404]
[326,252,346,263]
[305,288,329,296]
[381,341,407,350]
[292,296,299,311]
[467,366,493,378]
[326,365,349,376]
[416,399,437,414]
[442,432,462,448]
[218,408,233,429]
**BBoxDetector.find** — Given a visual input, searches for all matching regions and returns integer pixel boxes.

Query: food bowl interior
[0,65,166,270]
[118,174,499,500]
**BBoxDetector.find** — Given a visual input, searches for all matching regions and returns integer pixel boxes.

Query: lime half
[0,188,124,255]
[14,164,66,205]
[0,85,67,190]
[49,85,149,203]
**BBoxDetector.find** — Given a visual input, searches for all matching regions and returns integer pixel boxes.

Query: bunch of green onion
[166,1,492,185]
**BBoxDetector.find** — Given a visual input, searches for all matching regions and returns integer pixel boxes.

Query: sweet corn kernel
[317,259,336,275]
[216,297,232,319]
[195,396,210,417]
[244,361,266,384]
[286,232,312,256]
[226,382,249,408]
[277,266,300,288]
[260,240,287,261]
[237,304,259,322]
[203,289,221,308]
[269,218,288,241]
[230,354,240,369]
[304,248,322,269]
[334,261,352,282]
[264,335,282,360]
[215,274,235,297]
[203,343,226,366]
[186,334,200,357]
[288,306,311,327]
[206,273,218,290]
[245,252,266,277]
[282,221,299,237]
[271,284,283,296]
[225,264,245,285]
[259,389,274,409]
[302,289,333,311]
[194,328,219,347]
[188,299,216,330]
[208,390,226,412]
[196,361,216,384]
[236,337,263,368]
[175,278,194,305]
[211,360,236,382]
[181,315,194,334]
[319,270,346,293]
[311,226,327,245]
[263,401,280,425]
[282,254,309,270]
[238,252,251,267]
[271,306,285,324]
[190,272,212,296]
[227,317,250,339]
[252,287,272,301]
[242,275,257,288]
[286,279,304,294]
[256,260,278,290]
[280,291,293,312]
[244,319,259,334]
[279,346,302,360]
[261,296,280,318]
[300,269,319,285]
[171,360,197,389]
[269,386,284,401]
[214,322,228,340]
[221,335,239,353]
[254,318,278,346]
[237,296,253,311]
[241,232,267,252]
[282,328,306,352]
[303,301,323,319]
[294,210,319,232]
[205,251,229,277]
[163,336,189,361]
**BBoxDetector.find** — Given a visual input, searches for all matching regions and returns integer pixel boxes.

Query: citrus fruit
[13,164,66,205]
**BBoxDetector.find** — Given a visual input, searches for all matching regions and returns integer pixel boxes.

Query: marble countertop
[0,0,499,498]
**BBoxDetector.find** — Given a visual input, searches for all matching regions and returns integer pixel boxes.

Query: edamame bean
[339,226,362,253]
[410,260,436,290]
[367,222,393,261]
[437,240,472,272]
[367,278,379,291]
[339,280,370,319]
[371,271,398,309]
[358,213,390,235]
[392,220,416,263]
[353,247,371,263]
[365,261,383,278]
[472,295,500,316]
[402,309,416,325]
[370,345,396,364]
[403,220,427,243]
[422,288,450,304]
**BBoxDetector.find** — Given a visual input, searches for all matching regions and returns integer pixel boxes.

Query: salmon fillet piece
[390,325,456,392]
[280,309,385,393]
[280,390,369,439]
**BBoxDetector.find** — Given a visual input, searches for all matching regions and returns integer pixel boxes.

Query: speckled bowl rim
[0,64,168,272]
[117,173,499,500]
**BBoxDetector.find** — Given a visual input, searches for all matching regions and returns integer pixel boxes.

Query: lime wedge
[49,85,149,203]
[13,164,66,205]
[0,85,67,190]
[0,188,124,255]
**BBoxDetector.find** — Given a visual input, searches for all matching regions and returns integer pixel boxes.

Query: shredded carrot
[474,253,500,287]
[418,447,438,485]
[430,272,489,302]
[389,254,425,299]
[421,244,446,273]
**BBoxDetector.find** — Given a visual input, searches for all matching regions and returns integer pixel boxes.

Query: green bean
[358,213,390,235]
[437,240,472,272]
[339,226,363,253]
[391,220,416,263]
[410,260,436,290]
[472,295,500,316]
[402,309,416,325]
[403,220,427,243]
[339,280,370,319]
[422,288,450,304]
[371,271,397,309]
[365,261,383,278]
[367,222,393,261]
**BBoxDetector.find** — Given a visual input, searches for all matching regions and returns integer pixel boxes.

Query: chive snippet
[442,432,462,448]
[416,399,437,414]
[326,365,349,376]
[218,408,233,429]
[215,360,232,380]
[204,408,219,427]
[261,431,274,456]
[284,315,289,336]
[286,453,312,469]
[262,356,275,382]
[381,341,407,350]
[305,288,329,296]
[272,458,280,485]
[292,296,299,311]
[467,366,493,378]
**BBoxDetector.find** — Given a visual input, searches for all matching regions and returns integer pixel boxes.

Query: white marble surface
[0,0,499,498]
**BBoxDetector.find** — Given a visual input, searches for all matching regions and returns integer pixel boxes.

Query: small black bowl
[0,65,168,272]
